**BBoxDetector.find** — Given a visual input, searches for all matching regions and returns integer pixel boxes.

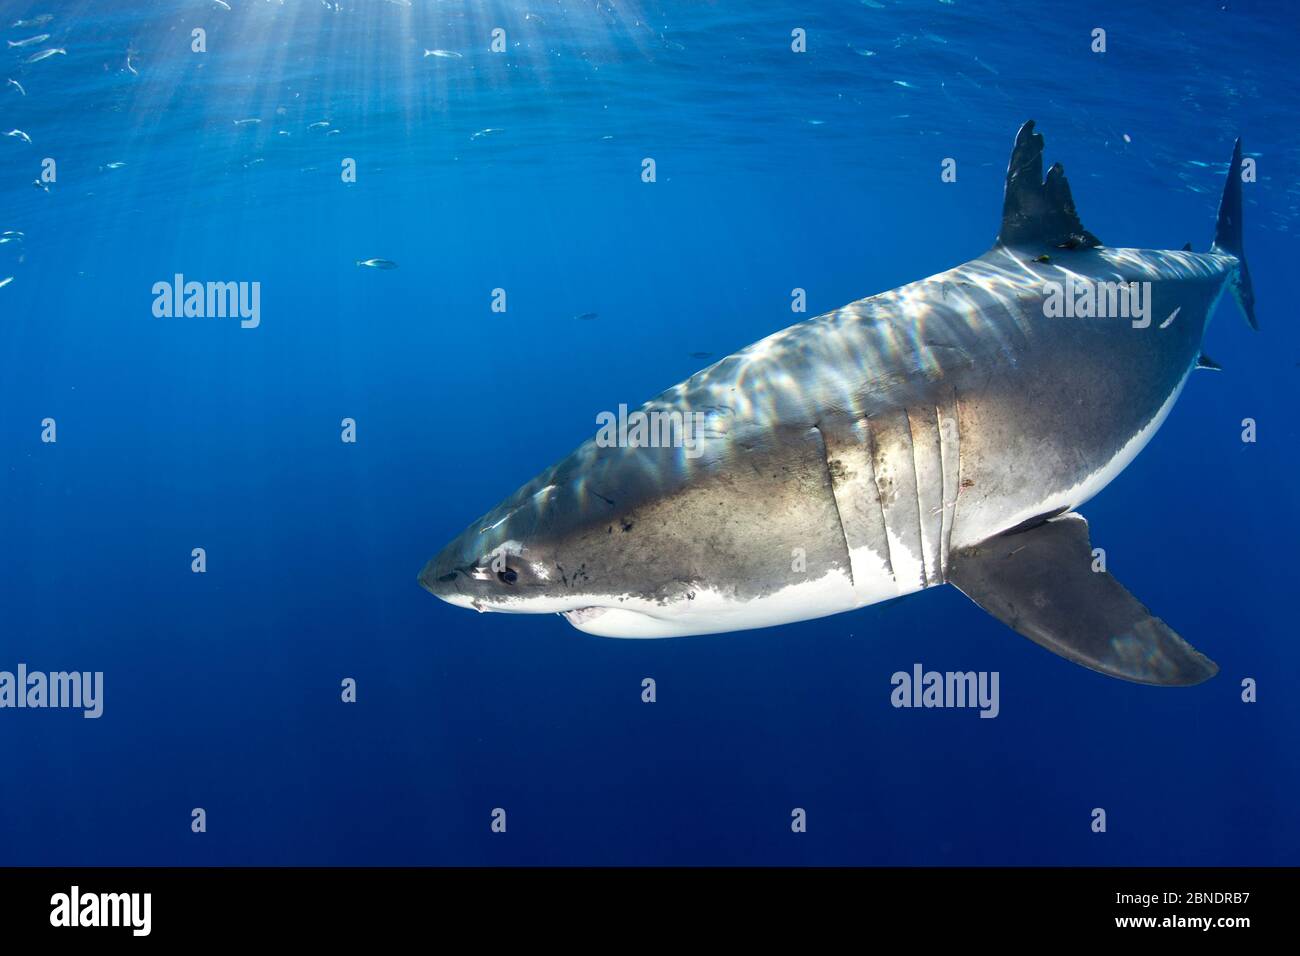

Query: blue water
[1,0,1297,866]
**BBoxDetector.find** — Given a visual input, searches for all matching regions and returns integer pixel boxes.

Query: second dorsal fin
[996,120,1101,251]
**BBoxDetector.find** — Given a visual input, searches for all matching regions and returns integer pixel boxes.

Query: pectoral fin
[947,513,1217,686]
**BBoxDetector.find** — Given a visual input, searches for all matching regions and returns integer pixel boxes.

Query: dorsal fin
[1196,353,1222,371]
[997,120,1101,250]
[1182,242,1193,251]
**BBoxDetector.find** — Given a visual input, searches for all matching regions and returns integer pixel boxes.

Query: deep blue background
[1,0,1296,864]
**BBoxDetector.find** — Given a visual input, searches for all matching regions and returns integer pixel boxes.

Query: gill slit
[812,424,854,589]
[864,416,897,584]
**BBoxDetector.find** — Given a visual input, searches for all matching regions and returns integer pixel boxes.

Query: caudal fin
[1211,137,1257,330]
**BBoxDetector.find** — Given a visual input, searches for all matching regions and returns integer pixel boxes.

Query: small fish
[307,120,330,129]
[356,258,398,270]
[0,236,20,244]
[5,129,32,144]
[470,127,503,140]
[12,15,53,28]
[424,49,462,58]
[125,55,138,76]
[2,230,24,237]
[213,0,232,9]
[326,129,340,135]
[1032,254,1051,264]
[233,118,261,126]
[6,78,25,96]
[575,312,598,321]
[101,161,126,170]
[7,34,50,48]
[0,277,13,290]
[24,47,66,64]
[31,178,48,191]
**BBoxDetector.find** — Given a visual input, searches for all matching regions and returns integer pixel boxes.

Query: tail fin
[1211,137,1257,330]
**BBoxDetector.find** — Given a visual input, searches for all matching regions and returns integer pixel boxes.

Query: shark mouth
[560,606,609,626]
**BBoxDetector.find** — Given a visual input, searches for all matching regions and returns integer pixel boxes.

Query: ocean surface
[1,0,1297,865]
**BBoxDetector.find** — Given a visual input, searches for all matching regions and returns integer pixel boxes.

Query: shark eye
[497,568,518,585]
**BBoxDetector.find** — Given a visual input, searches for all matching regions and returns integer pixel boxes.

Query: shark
[421,121,1256,686]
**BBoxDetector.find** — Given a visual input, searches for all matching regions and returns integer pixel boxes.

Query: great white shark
[422,121,1255,686]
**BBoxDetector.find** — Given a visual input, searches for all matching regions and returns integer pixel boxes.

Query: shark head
[419,475,576,616]
[418,444,668,629]
[418,423,872,639]
[418,427,809,638]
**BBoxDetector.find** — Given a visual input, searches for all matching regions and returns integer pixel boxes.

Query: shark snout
[421,470,597,615]
[418,514,511,610]
[419,504,539,612]
[418,543,480,610]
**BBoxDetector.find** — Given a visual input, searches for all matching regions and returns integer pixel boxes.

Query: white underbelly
[563,561,925,638]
